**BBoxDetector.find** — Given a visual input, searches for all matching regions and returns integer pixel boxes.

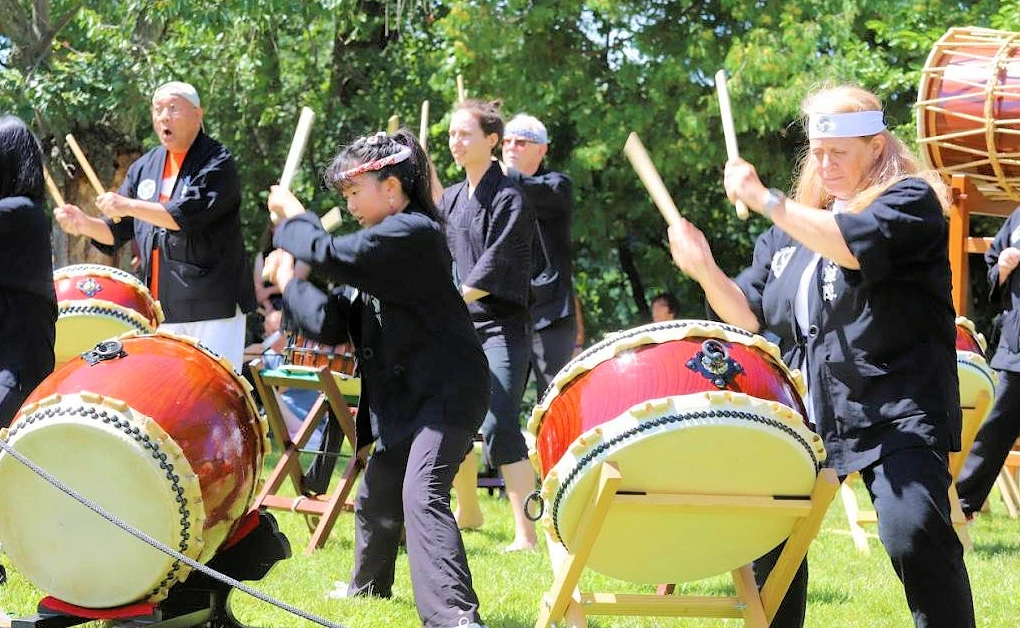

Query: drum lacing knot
[686,339,744,388]
[82,339,127,365]
[524,490,545,521]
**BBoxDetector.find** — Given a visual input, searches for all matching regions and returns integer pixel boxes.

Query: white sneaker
[326,580,349,599]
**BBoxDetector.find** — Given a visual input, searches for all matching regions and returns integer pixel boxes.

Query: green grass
[2,461,1018,628]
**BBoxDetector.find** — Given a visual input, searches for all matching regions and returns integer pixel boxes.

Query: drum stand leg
[12,512,291,628]
[534,463,839,628]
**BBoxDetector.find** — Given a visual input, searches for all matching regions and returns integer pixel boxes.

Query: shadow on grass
[971,539,1020,558]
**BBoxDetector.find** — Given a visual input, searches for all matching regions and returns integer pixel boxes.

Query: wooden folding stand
[248,359,363,554]
[534,462,839,628]
[840,388,992,553]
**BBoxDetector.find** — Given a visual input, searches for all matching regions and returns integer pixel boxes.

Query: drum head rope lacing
[0,437,351,628]
[985,32,1020,201]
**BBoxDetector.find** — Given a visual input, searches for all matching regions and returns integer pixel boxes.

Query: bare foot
[503,539,538,553]
[455,508,484,530]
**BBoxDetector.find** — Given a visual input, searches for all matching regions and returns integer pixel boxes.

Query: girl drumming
[264,129,490,628]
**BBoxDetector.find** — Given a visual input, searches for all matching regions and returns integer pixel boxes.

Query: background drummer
[956,205,1020,519]
[0,115,58,596]
[667,84,973,628]
[53,81,255,371]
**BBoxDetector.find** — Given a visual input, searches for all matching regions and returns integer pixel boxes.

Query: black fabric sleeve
[462,187,533,304]
[834,178,946,288]
[281,279,350,346]
[985,207,1020,305]
[733,227,778,326]
[162,144,241,234]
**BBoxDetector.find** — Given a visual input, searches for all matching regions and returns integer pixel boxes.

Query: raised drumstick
[65,133,119,222]
[279,106,315,191]
[64,134,106,196]
[457,74,466,103]
[43,165,66,207]
[419,100,430,153]
[715,70,750,220]
[623,132,683,228]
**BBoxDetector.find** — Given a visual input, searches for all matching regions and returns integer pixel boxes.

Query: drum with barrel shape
[284,332,357,376]
[527,320,825,584]
[916,26,1020,203]
[53,264,164,367]
[0,331,269,609]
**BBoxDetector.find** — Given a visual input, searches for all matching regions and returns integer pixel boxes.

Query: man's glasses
[151,102,192,118]
[503,138,533,147]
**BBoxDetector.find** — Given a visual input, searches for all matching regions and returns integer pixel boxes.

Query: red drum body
[284,332,357,376]
[0,332,268,608]
[917,26,1020,202]
[956,316,988,356]
[528,320,824,584]
[53,264,164,367]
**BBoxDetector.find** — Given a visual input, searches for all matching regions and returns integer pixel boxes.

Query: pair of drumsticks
[624,70,749,224]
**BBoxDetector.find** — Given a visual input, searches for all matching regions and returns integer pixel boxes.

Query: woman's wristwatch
[762,188,786,218]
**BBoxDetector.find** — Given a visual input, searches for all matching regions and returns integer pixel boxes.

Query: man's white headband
[807,111,886,139]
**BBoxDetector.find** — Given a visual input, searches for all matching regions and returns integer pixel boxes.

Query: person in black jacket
[956,205,1020,518]
[264,129,490,628]
[54,81,254,371]
[440,100,538,551]
[501,114,577,398]
[0,115,58,593]
[667,85,972,628]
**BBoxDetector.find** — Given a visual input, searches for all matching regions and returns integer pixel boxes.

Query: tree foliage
[1,0,1014,337]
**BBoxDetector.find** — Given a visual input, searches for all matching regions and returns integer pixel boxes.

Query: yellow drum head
[0,393,205,608]
[541,391,824,584]
[55,300,154,366]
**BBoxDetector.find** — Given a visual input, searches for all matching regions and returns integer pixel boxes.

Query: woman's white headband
[807,111,886,139]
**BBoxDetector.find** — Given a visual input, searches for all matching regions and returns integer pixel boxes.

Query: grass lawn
[1,454,1017,628]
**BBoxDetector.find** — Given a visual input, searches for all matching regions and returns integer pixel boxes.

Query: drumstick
[457,74,466,103]
[715,70,750,220]
[43,165,66,207]
[320,206,342,232]
[65,134,106,197]
[419,100,430,153]
[387,114,400,134]
[279,106,315,191]
[65,133,119,223]
[623,132,683,228]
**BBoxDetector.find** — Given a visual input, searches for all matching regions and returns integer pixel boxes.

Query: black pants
[529,315,577,400]
[348,423,482,628]
[957,369,1020,516]
[754,447,974,628]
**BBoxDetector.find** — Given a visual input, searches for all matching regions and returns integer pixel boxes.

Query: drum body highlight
[0,332,268,608]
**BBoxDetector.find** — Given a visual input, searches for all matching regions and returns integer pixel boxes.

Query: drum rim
[527,319,807,439]
[57,299,156,335]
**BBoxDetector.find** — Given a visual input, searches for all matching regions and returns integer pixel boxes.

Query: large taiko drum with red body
[527,320,825,584]
[916,26,1020,202]
[53,264,164,367]
[0,332,268,609]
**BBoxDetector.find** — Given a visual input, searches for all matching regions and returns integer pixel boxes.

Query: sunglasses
[502,138,534,147]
